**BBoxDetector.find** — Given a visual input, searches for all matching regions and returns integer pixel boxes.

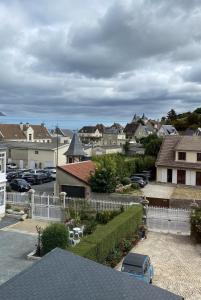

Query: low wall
[91,192,143,203]
[170,198,201,209]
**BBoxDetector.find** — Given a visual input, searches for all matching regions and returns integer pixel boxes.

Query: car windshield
[17,179,27,184]
[122,264,143,275]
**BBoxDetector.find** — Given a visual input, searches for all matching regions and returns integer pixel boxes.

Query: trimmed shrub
[121,177,131,185]
[71,205,142,263]
[41,223,69,255]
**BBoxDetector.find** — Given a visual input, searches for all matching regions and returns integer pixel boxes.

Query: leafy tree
[194,107,201,114]
[90,166,117,193]
[145,139,162,156]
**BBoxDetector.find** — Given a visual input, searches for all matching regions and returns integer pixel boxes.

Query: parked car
[6,171,19,182]
[21,173,37,185]
[10,179,31,192]
[130,176,146,188]
[133,173,149,184]
[44,167,56,179]
[6,162,17,169]
[121,253,154,284]
[141,170,152,179]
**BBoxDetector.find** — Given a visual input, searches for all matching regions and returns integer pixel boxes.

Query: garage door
[61,185,85,198]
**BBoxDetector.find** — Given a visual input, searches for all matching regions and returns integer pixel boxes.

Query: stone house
[0,146,6,219]
[156,136,201,186]
[124,122,148,140]
[78,126,102,144]
[102,127,126,146]
[50,127,73,144]
[0,123,52,143]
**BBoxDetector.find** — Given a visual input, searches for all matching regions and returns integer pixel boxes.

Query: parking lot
[116,232,201,300]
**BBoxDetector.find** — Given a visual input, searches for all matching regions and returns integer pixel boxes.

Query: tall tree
[167,109,177,121]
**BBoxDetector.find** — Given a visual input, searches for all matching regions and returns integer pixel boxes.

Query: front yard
[116,232,201,300]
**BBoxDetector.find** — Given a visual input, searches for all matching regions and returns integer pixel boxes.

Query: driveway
[0,230,36,285]
[142,183,175,199]
[116,232,201,300]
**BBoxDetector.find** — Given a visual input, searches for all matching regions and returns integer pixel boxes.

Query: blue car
[121,253,154,284]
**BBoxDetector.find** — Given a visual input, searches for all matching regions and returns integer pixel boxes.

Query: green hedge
[191,208,201,243]
[70,205,143,263]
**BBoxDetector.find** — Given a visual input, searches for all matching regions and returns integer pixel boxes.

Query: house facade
[50,127,73,144]
[156,136,201,186]
[0,123,52,143]
[0,146,6,218]
[78,126,102,144]
[124,122,148,140]
[4,142,68,169]
[102,128,126,146]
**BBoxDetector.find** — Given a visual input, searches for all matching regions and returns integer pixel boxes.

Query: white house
[156,136,201,186]
[0,146,6,219]
[157,125,178,137]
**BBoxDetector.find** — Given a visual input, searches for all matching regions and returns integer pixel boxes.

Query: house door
[167,169,172,183]
[177,170,186,184]
[196,172,201,186]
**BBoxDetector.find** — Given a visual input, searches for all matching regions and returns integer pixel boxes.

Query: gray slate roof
[0,248,182,300]
[1,141,66,151]
[64,133,86,156]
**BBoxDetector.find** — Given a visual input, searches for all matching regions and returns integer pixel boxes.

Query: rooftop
[64,133,86,157]
[0,248,182,300]
[1,141,67,151]
[58,160,96,184]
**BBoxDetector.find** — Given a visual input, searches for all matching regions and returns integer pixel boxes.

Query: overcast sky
[1,0,201,129]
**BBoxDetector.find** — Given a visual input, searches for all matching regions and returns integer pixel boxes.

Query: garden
[35,203,143,268]
[90,153,155,193]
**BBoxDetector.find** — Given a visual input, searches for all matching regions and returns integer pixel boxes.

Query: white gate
[32,194,62,221]
[147,206,191,235]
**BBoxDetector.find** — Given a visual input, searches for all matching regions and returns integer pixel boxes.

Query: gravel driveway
[116,232,201,300]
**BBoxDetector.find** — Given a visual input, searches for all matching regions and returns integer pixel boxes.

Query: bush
[71,205,143,263]
[121,177,131,185]
[191,208,201,243]
[131,183,140,190]
[83,219,97,235]
[6,186,12,192]
[6,203,11,210]
[105,247,122,268]
[41,223,69,255]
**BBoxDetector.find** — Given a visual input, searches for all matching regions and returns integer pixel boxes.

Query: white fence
[6,192,136,221]
[147,206,191,235]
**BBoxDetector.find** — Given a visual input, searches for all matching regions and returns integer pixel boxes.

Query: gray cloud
[0,0,201,127]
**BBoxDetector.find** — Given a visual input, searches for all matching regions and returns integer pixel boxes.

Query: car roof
[123,253,148,267]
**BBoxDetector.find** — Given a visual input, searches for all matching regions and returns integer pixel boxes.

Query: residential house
[157,125,178,137]
[195,128,201,136]
[56,160,96,198]
[3,141,69,169]
[102,127,126,146]
[0,248,182,300]
[0,123,52,143]
[0,146,6,219]
[78,126,102,144]
[124,122,148,140]
[156,136,201,186]
[50,127,73,144]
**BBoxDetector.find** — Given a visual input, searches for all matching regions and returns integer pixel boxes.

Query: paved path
[0,216,18,229]
[142,183,175,199]
[0,230,36,285]
[2,219,51,235]
[116,232,201,300]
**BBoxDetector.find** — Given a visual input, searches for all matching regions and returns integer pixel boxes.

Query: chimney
[41,122,45,127]
[19,122,23,130]
[26,122,29,128]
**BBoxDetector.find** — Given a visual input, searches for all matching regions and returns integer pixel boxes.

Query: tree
[145,138,162,157]
[90,166,117,193]
[167,109,177,121]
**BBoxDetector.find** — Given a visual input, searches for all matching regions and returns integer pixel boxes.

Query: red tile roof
[58,161,96,184]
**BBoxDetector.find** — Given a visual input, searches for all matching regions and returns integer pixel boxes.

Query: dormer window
[197,153,201,161]
[178,152,186,161]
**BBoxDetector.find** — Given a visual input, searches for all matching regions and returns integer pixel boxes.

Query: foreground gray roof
[0,248,182,300]
[64,133,85,156]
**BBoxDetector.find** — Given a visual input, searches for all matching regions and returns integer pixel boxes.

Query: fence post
[60,192,66,209]
[28,189,35,219]
[140,197,149,225]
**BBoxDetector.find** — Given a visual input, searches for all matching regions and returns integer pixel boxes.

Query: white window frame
[0,186,5,206]
[0,152,6,173]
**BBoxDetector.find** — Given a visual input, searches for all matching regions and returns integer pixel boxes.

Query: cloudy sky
[1,0,201,129]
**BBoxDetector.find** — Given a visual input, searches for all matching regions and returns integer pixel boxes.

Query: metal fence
[147,206,191,235]
[7,192,30,205]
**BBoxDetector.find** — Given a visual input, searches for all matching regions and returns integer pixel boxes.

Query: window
[197,153,201,161]
[196,172,201,186]
[35,150,39,154]
[167,169,172,183]
[0,153,5,173]
[29,134,32,141]
[0,186,5,206]
[178,152,186,161]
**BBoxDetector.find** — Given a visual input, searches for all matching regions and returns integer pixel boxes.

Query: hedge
[70,205,143,263]
[191,208,201,243]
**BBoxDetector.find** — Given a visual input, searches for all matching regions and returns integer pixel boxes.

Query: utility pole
[56,123,59,167]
